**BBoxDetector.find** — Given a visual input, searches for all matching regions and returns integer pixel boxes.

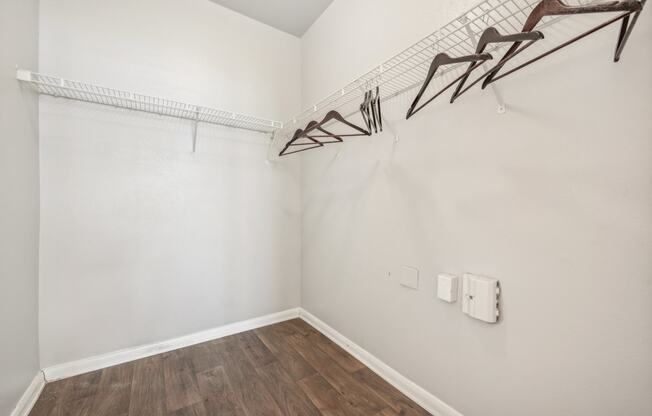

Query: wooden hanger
[279,128,324,156]
[360,90,373,133]
[280,124,345,156]
[301,120,344,144]
[375,86,383,133]
[304,110,371,138]
[481,0,644,89]
[370,89,379,134]
[360,87,382,134]
[367,87,383,134]
[450,28,544,103]
[279,109,369,156]
[406,52,492,119]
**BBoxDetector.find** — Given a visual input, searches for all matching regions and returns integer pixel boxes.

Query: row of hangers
[279,0,645,157]
[361,86,383,134]
[278,87,382,156]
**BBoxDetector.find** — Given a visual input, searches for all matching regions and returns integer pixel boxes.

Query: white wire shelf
[17,70,283,134]
[276,0,633,143]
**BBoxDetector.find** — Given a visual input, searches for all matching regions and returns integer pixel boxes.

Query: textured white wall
[38,0,302,368]
[300,1,652,415]
[0,0,40,413]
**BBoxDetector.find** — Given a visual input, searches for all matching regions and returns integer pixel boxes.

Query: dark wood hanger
[614,0,646,61]
[406,52,492,119]
[366,89,378,133]
[304,110,371,138]
[375,86,383,133]
[370,89,379,134]
[360,88,382,134]
[481,0,644,89]
[371,89,378,133]
[360,90,374,133]
[279,108,370,156]
[301,120,344,144]
[279,120,348,156]
[279,128,324,156]
[450,28,544,103]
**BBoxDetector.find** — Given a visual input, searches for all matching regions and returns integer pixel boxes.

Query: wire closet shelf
[275,0,638,144]
[17,0,643,148]
[16,70,283,134]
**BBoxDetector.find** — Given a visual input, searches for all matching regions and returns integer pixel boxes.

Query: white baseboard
[298,308,464,416]
[39,306,460,416]
[10,372,46,416]
[43,308,300,381]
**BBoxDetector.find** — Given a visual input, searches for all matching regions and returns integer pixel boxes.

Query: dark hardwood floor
[29,319,431,416]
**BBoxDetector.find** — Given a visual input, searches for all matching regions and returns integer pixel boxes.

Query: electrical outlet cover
[437,274,458,302]
[462,274,499,323]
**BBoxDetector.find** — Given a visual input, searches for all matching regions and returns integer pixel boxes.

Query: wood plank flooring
[29,319,431,416]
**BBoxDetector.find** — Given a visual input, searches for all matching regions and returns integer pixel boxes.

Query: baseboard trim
[10,372,46,416]
[43,308,300,382]
[298,308,464,416]
[40,306,461,415]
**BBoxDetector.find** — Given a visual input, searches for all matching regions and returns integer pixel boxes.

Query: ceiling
[209,0,334,37]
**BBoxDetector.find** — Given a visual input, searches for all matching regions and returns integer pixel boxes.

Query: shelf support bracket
[266,132,276,165]
[461,17,506,114]
[192,111,199,153]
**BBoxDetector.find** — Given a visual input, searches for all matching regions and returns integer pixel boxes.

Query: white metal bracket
[266,132,276,165]
[460,17,507,114]
[192,109,199,153]
[16,69,31,82]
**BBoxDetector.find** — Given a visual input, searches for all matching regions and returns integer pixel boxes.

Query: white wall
[300,1,652,416]
[0,0,40,413]
[38,0,302,368]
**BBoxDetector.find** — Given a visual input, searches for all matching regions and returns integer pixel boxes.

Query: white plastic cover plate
[400,266,419,290]
[437,274,458,303]
[462,274,500,323]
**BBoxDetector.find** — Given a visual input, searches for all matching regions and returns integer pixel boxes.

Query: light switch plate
[462,274,500,323]
[400,266,419,290]
[437,274,458,302]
